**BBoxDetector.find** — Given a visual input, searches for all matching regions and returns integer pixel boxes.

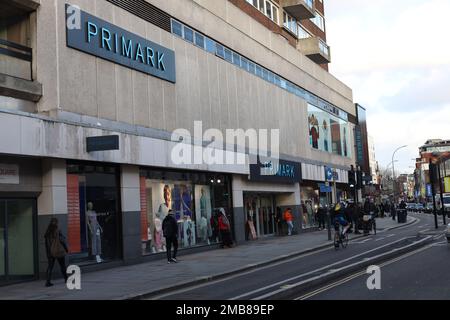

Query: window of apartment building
[298,25,311,39]
[172,20,183,37]
[283,12,298,36]
[195,33,205,49]
[311,12,325,32]
[246,0,279,24]
[183,26,194,43]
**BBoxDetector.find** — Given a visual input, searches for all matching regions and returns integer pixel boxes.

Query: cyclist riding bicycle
[333,202,351,238]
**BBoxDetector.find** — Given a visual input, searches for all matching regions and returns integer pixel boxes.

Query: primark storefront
[0,0,357,285]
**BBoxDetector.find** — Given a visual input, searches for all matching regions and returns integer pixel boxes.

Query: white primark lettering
[176,305,210,318]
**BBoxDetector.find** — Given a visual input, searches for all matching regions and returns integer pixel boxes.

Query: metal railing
[318,39,329,57]
[0,38,32,80]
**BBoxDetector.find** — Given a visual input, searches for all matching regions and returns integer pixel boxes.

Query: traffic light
[348,169,356,187]
[357,170,363,189]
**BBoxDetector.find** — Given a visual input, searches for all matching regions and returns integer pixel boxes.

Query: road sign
[325,167,334,181]
[319,183,332,193]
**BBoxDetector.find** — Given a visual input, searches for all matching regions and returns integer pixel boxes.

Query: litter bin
[397,209,407,223]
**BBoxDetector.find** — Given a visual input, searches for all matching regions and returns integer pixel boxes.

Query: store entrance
[244,194,276,240]
[0,199,37,284]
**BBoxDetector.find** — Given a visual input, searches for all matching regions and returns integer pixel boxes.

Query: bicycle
[333,221,349,250]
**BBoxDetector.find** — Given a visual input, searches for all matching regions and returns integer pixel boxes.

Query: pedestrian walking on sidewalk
[44,218,68,287]
[283,208,294,236]
[317,205,326,230]
[218,208,233,248]
[163,210,179,263]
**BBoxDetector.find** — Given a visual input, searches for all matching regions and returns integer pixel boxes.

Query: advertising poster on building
[308,104,351,158]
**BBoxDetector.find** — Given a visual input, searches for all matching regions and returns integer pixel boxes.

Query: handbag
[50,235,66,258]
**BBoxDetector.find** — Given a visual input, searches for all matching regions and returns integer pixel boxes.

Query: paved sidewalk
[0,216,416,300]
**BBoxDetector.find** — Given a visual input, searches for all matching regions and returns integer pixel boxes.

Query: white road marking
[229,237,409,300]
[296,244,435,300]
[352,238,373,244]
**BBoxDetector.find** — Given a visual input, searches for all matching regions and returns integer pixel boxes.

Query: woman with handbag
[44,218,69,287]
[218,208,233,248]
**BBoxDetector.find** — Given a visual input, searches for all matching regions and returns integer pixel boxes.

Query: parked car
[406,203,416,212]
[436,194,450,215]
[424,203,434,214]
[415,203,425,213]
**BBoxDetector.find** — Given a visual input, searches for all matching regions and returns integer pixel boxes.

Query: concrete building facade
[0,0,356,284]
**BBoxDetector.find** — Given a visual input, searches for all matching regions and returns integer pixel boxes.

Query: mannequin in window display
[301,201,309,227]
[343,128,348,157]
[306,201,315,227]
[323,120,329,152]
[181,185,192,218]
[153,212,166,252]
[199,188,211,244]
[183,215,196,248]
[86,202,103,263]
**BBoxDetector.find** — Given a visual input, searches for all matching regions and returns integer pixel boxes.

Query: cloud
[325,0,450,174]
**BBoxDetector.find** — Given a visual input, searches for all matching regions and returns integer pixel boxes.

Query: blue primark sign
[250,158,302,184]
[66,5,176,83]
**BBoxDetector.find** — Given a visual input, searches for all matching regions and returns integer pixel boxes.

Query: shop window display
[66,164,121,264]
[140,170,231,255]
[301,187,320,229]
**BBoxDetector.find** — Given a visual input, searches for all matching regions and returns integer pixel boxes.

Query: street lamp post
[392,145,408,202]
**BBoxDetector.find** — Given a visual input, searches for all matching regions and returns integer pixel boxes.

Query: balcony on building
[0,0,42,112]
[281,0,315,20]
[297,36,331,64]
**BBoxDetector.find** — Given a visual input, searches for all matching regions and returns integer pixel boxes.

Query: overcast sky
[325,0,450,175]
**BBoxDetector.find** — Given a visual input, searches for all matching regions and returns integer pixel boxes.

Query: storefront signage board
[0,164,19,184]
[249,158,301,183]
[86,135,120,152]
[66,5,176,83]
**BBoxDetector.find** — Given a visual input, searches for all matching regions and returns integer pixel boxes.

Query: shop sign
[66,5,176,83]
[0,164,19,184]
[249,158,301,183]
[445,177,450,193]
[86,135,119,152]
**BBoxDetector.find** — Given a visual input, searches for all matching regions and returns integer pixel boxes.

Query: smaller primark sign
[66,4,176,83]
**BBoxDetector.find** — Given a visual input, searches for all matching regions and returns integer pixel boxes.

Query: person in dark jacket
[162,210,179,263]
[344,201,355,233]
[317,205,327,230]
[44,218,68,287]
[363,197,376,214]
[353,203,362,234]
